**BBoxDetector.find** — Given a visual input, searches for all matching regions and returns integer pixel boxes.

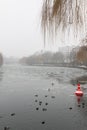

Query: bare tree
[76,45,87,63]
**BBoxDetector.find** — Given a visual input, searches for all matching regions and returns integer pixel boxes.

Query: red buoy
[75,83,83,96]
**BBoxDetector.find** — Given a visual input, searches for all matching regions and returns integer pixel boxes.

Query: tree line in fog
[19,46,87,67]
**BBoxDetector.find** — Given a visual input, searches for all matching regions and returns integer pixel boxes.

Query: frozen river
[0,64,87,130]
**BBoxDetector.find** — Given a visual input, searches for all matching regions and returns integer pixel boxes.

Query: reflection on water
[75,95,87,120]
[0,64,87,130]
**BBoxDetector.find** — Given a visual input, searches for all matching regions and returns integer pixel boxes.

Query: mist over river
[0,64,87,130]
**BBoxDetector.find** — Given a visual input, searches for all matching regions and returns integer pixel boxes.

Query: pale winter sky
[0,0,82,58]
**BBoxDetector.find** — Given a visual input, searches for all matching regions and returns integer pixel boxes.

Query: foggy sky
[0,0,80,58]
[0,0,45,58]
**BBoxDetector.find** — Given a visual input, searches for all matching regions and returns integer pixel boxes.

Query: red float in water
[75,83,83,96]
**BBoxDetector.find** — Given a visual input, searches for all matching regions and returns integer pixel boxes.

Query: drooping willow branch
[41,0,85,37]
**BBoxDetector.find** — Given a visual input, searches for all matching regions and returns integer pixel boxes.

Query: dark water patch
[82,105,85,108]
[35,95,38,97]
[70,79,78,86]
[36,107,39,111]
[82,103,85,106]
[78,104,81,107]
[35,100,38,102]
[39,101,42,104]
[51,83,54,86]
[69,107,72,110]
[48,88,50,92]
[11,113,15,116]
[42,108,47,111]
[39,103,42,106]
[39,101,42,106]
[41,121,45,124]
[45,95,48,97]
[45,103,48,106]
[51,96,55,99]
[0,116,3,118]
[4,126,10,130]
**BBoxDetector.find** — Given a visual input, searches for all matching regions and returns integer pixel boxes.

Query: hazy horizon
[0,0,80,58]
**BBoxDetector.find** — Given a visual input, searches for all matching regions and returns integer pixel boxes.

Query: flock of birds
[3,82,87,129]
[34,82,55,125]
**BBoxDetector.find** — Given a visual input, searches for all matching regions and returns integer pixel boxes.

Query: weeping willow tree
[41,0,86,36]
[41,0,87,62]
